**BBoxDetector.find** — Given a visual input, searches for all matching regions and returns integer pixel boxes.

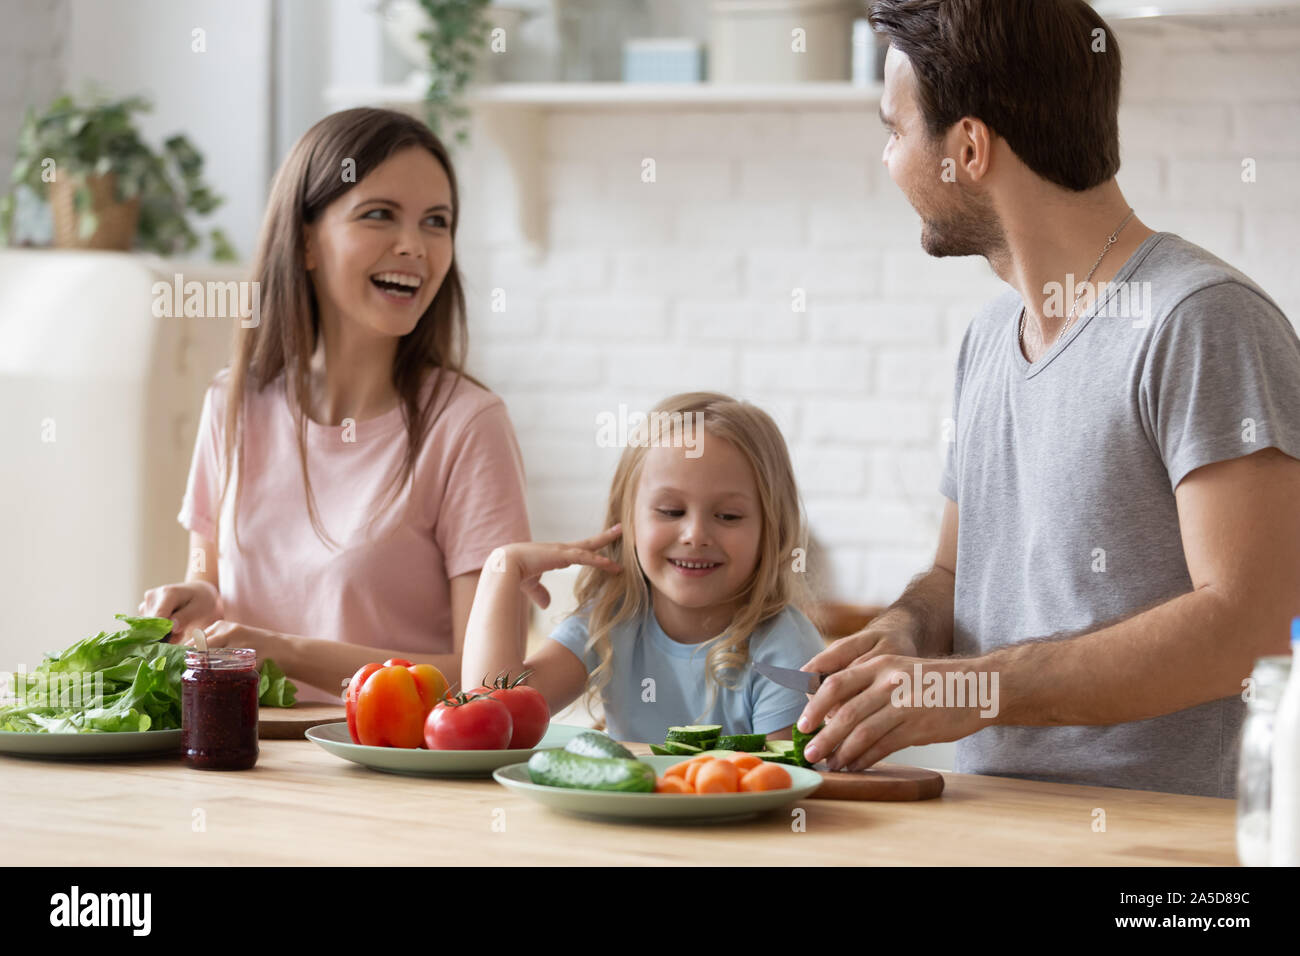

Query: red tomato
[424,694,513,750]
[469,671,551,749]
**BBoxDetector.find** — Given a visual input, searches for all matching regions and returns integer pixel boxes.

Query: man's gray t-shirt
[939,232,1300,798]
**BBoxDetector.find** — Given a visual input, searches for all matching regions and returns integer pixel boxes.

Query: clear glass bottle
[1237,653,1291,866]
[1271,621,1300,866]
[182,648,259,771]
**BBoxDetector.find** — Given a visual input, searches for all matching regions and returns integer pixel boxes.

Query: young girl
[462,392,825,742]
[139,108,531,702]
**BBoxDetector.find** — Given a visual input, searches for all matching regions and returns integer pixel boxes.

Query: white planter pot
[710,0,861,83]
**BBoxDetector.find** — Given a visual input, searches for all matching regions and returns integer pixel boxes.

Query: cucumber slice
[648,744,673,756]
[767,740,796,754]
[660,740,704,756]
[791,722,824,768]
[665,725,723,746]
[758,752,798,765]
[716,733,767,752]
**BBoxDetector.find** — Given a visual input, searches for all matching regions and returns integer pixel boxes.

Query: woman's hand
[139,580,223,641]
[491,524,624,609]
[181,620,284,667]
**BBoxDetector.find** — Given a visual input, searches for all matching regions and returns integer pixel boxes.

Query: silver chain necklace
[1020,208,1136,357]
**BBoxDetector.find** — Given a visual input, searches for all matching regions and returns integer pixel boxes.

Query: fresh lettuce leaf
[257,657,297,708]
[1,615,182,733]
[1,614,300,732]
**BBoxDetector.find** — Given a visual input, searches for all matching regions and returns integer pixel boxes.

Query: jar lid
[185,648,256,669]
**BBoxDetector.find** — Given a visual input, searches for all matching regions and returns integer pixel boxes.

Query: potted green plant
[380,0,498,145]
[0,92,236,260]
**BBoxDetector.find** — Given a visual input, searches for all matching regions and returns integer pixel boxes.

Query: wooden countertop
[2,738,1238,866]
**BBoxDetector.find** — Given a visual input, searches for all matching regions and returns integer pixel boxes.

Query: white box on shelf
[623,37,706,83]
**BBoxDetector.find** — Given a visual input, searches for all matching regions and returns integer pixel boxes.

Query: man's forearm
[988,587,1289,726]
[877,564,955,658]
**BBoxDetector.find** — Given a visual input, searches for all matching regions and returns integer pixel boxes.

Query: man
[797,0,1300,797]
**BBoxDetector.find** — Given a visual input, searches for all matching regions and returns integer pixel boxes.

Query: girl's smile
[634,437,761,642]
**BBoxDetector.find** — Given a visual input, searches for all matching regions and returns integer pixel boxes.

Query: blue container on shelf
[622,38,705,84]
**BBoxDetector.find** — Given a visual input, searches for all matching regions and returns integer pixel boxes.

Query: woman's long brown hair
[219,107,484,550]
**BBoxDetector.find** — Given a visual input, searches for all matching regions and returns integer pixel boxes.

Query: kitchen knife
[753,660,828,694]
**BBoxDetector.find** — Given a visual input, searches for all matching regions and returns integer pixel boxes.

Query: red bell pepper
[345,658,447,748]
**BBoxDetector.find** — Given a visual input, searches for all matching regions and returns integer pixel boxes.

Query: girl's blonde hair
[573,392,813,721]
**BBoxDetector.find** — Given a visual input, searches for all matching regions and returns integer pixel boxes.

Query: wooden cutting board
[258,704,346,739]
[810,763,944,801]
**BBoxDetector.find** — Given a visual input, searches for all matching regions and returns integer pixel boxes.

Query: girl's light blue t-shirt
[547,601,826,743]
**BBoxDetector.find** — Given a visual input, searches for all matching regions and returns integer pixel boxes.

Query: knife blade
[753,660,827,694]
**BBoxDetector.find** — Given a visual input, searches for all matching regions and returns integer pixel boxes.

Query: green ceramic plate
[0,728,181,758]
[493,754,823,823]
[305,721,588,777]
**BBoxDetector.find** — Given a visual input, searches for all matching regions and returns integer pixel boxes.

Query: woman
[139,108,531,702]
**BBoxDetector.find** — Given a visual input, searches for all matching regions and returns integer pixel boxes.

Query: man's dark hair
[870,0,1122,191]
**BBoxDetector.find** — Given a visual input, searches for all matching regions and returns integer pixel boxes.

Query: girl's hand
[139,580,223,642]
[493,524,624,610]
[182,620,283,667]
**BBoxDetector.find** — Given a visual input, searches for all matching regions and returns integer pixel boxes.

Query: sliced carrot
[727,753,763,773]
[740,762,792,792]
[685,758,713,788]
[695,759,742,793]
[656,775,693,794]
[663,760,693,779]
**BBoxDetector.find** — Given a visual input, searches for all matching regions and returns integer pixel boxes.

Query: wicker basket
[49,172,141,251]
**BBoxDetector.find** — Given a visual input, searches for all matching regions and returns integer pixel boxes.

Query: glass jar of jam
[182,648,259,770]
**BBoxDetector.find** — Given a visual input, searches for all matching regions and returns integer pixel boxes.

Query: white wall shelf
[470,81,884,107]
[322,81,884,257]
[325,81,884,112]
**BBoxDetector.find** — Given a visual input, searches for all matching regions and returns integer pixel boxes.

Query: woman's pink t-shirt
[177,367,531,702]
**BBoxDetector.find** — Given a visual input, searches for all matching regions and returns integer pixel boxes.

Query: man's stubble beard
[911,147,1007,261]
[919,188,1006,261]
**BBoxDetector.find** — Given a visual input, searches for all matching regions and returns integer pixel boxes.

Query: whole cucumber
[563,730,636,761]
[527,749,656,792]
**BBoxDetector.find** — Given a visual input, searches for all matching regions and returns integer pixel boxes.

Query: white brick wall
[458,18,1300,611]
[4,12,1295,614]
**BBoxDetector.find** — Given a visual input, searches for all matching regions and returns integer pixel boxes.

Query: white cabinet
[0,250,240,666]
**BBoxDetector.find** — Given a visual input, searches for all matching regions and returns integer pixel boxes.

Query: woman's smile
[369,269,425,305]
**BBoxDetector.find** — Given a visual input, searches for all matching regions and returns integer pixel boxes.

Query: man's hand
[802,615,922,678]
[797,654,993,771]
[797,614,921,740]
